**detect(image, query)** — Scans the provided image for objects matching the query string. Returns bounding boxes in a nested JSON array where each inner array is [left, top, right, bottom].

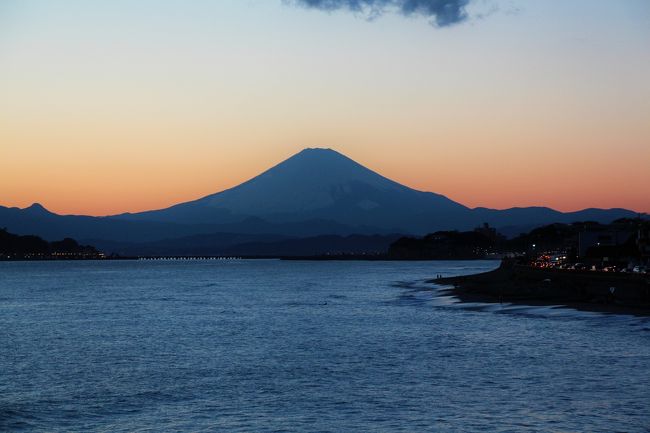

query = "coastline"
[[431, 261, 650, 317]]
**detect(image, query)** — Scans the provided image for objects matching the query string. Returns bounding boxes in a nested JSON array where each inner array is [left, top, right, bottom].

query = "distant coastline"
[[0, 228, 114, 261]]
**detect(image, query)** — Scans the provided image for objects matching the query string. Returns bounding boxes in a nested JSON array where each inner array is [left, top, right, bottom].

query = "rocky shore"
[[432, 260, 650, 316]]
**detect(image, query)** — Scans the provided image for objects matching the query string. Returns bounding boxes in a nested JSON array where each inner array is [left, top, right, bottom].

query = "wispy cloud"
[[290, 0, 472, 27]]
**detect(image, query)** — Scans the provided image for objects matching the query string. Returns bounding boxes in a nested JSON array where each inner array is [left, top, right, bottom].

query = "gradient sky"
[[1, 0, 649, 216]]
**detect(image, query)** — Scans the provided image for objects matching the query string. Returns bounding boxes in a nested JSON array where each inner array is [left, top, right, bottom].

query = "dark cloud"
[[292, 0, 471, 27]]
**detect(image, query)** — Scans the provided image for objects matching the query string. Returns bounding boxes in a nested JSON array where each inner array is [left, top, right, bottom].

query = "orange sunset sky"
[[1, 1, 649, 216]]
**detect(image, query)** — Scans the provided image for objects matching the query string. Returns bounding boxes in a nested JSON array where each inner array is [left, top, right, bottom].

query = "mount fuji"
[[115, 148, 471, 233], [0, 148, 638, 254]]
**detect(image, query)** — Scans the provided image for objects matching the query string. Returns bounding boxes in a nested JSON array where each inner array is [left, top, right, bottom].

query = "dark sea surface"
[[1, 260, 649, 432]]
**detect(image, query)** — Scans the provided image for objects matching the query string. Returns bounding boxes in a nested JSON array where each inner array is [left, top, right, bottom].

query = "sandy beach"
[[431, 261, 650, 317]]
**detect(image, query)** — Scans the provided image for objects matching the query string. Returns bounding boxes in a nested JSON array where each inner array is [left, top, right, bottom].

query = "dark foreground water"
[[1, 260, 649, 432]]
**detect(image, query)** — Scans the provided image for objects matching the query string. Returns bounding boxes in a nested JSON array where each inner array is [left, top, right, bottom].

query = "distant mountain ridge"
[[0, 148, 641, 255]]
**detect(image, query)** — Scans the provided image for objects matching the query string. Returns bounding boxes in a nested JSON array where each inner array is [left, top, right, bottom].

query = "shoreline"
[[431, 262, 650, 317]]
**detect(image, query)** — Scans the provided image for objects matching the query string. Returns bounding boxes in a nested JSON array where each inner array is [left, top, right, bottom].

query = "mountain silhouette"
[[0, 148, 640, 254], [116, 148, 470, 232]]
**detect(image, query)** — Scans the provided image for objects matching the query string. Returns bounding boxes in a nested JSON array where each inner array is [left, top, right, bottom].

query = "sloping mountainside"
[[0, 148, 640, 254], [114, 148, 471, 232]]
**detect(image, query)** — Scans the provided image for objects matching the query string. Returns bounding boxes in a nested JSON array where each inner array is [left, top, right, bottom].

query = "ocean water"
[[1, 260, 649, 433]]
